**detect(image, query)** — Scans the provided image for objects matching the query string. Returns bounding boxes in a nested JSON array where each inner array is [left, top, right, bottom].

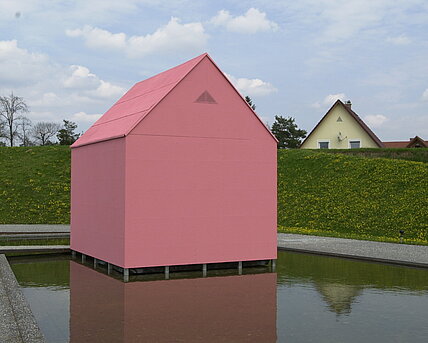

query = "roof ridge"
[[71, 52, 277, 148], [124, 53, 208, 136], [92, 108, 150, 127], [115, 81, 178, 105], [201, 54, 278, 143], [339, 100, 384, 147], [132, 53, 208, 87], [72, 53, 208, 148], [301, 99, 384, 148]]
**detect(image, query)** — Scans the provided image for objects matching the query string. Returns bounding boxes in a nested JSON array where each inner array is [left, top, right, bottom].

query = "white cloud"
[[311, 93, 346, 108], [0, 1, 201, 23], [318, 1, 384, 42], [422, 89, 428, 101], [29, 92, 62, 107], [267, 1, 424, 44], [63, 65, 100, 89], [226, 74, 277, 97], [312, 93, 346, 108], [66, 26, 127, 51], [0, 0, 40, 20], [63, 65, 125, 98], [0, 40, 52, 86], [71, 112, 102, 123], [323, 93, 346, 106], [211, 8, 278, 34], [364, 114, 388, 128], [386, 34, 411, 45], [0, 40, 126, 131], [89, 81, 125, 98], [66, 17, 208, 58]]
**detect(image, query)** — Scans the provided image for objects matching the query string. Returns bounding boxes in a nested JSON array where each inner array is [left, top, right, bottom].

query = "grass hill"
[[278, 150, 428, 244], [318, 148, 428, 163], [0, 146, 426, 244], [0, 146, 70, 224]]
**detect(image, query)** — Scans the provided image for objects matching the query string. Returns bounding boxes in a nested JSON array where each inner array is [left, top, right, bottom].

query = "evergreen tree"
[[271, 115, 307, 149], [57, 120, 80, 145], [245, 96, 256, 110]]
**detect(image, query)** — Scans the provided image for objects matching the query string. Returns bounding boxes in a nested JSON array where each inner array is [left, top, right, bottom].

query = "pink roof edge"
[[72, 53, 277, 148]]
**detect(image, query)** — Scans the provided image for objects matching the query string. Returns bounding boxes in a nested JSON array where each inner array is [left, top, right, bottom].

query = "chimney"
[[345, 100, 352, 109]]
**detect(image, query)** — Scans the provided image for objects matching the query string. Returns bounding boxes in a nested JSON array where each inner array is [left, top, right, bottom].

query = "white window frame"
[[317, 140, 330, 149], [348, 139, 361, 149]]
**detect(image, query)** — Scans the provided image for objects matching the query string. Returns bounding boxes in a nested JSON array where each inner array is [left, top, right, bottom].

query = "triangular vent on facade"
[[337, 116, 343, 122], [195, 91, 217, 104]]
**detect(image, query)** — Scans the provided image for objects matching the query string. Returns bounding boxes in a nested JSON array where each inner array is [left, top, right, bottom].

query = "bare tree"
[[32, 122, 61, 146], [17, 117, 33, 146], [0, 93, 29, 146], [0, 120, 6, 142]]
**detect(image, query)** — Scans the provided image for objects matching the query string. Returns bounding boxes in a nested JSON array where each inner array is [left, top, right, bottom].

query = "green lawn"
[[0, 146, 427, 245], [278, 150, 428, 244], [0, 238, 70, 246], [316, 147, 428, 163], [0, 146, 70, 224]]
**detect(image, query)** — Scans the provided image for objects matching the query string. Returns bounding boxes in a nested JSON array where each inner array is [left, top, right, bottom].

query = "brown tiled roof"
[[383, 136, 428, 148], [383, 141, 408, 148], [301, 100, 384, 148]]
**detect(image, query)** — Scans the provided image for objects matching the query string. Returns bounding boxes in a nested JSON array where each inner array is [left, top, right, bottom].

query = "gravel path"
[[0, 246, 70, 254], [0, 254, 45, 342], [278, 233, 428, 268], [0, 225, 69, 234]]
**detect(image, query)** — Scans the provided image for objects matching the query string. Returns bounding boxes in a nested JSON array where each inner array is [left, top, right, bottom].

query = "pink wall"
[[71, 139, 126, 266], [124, 57, 277, 268], [70, 261, 277, 342], [71, 55, 277, 269]]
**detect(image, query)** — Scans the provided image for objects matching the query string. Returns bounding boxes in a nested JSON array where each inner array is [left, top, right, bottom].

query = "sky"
[[1, 0, 428, 141]]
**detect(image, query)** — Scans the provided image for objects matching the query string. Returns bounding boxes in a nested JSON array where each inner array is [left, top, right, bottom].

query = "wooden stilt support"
[[165, 266, 170, 280], [71, 251, 76, 259], [93, 258, 97, 269], [107, 263, 112, 275], [271, 259, 276, 272], [123, 268, 129, 282], [81, 254, 86, 263], [238, 261, 243, 275], [202, 264, 207, 277]]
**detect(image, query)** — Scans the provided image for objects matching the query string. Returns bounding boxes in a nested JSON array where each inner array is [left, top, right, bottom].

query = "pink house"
[[71, 53, 277, 275]]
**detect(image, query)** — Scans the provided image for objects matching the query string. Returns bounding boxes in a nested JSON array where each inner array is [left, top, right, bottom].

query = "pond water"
[[9, 251, 428, 343]]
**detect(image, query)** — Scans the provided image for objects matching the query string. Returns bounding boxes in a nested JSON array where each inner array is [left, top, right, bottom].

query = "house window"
[[319, 141, 329, 149], [349, 140, 361, 149]]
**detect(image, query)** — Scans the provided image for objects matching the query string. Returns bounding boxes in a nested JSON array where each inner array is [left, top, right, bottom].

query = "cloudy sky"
[[1, 0, 428, 141]]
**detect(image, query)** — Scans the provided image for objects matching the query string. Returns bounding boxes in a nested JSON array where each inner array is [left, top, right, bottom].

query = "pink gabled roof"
[[72, 53, 208, 148], [72, 52, 277, 148]]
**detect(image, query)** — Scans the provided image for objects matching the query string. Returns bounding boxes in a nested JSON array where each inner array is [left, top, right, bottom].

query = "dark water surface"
[[9, 251, 428, 342]]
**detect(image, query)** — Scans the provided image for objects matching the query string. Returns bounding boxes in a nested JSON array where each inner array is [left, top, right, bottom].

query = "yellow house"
[[300, 100, 384, 149]]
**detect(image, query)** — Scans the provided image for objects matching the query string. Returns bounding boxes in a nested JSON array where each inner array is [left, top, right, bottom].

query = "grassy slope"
[[0, 146, 426, 244], [317, 148, 428, 163], [0, 146, 70, 224], [278, 150, 428, 244]]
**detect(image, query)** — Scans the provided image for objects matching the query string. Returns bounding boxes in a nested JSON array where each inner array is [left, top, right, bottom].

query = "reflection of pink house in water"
[[70, 262, 277, 342], [71, 53, 277, 272]]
